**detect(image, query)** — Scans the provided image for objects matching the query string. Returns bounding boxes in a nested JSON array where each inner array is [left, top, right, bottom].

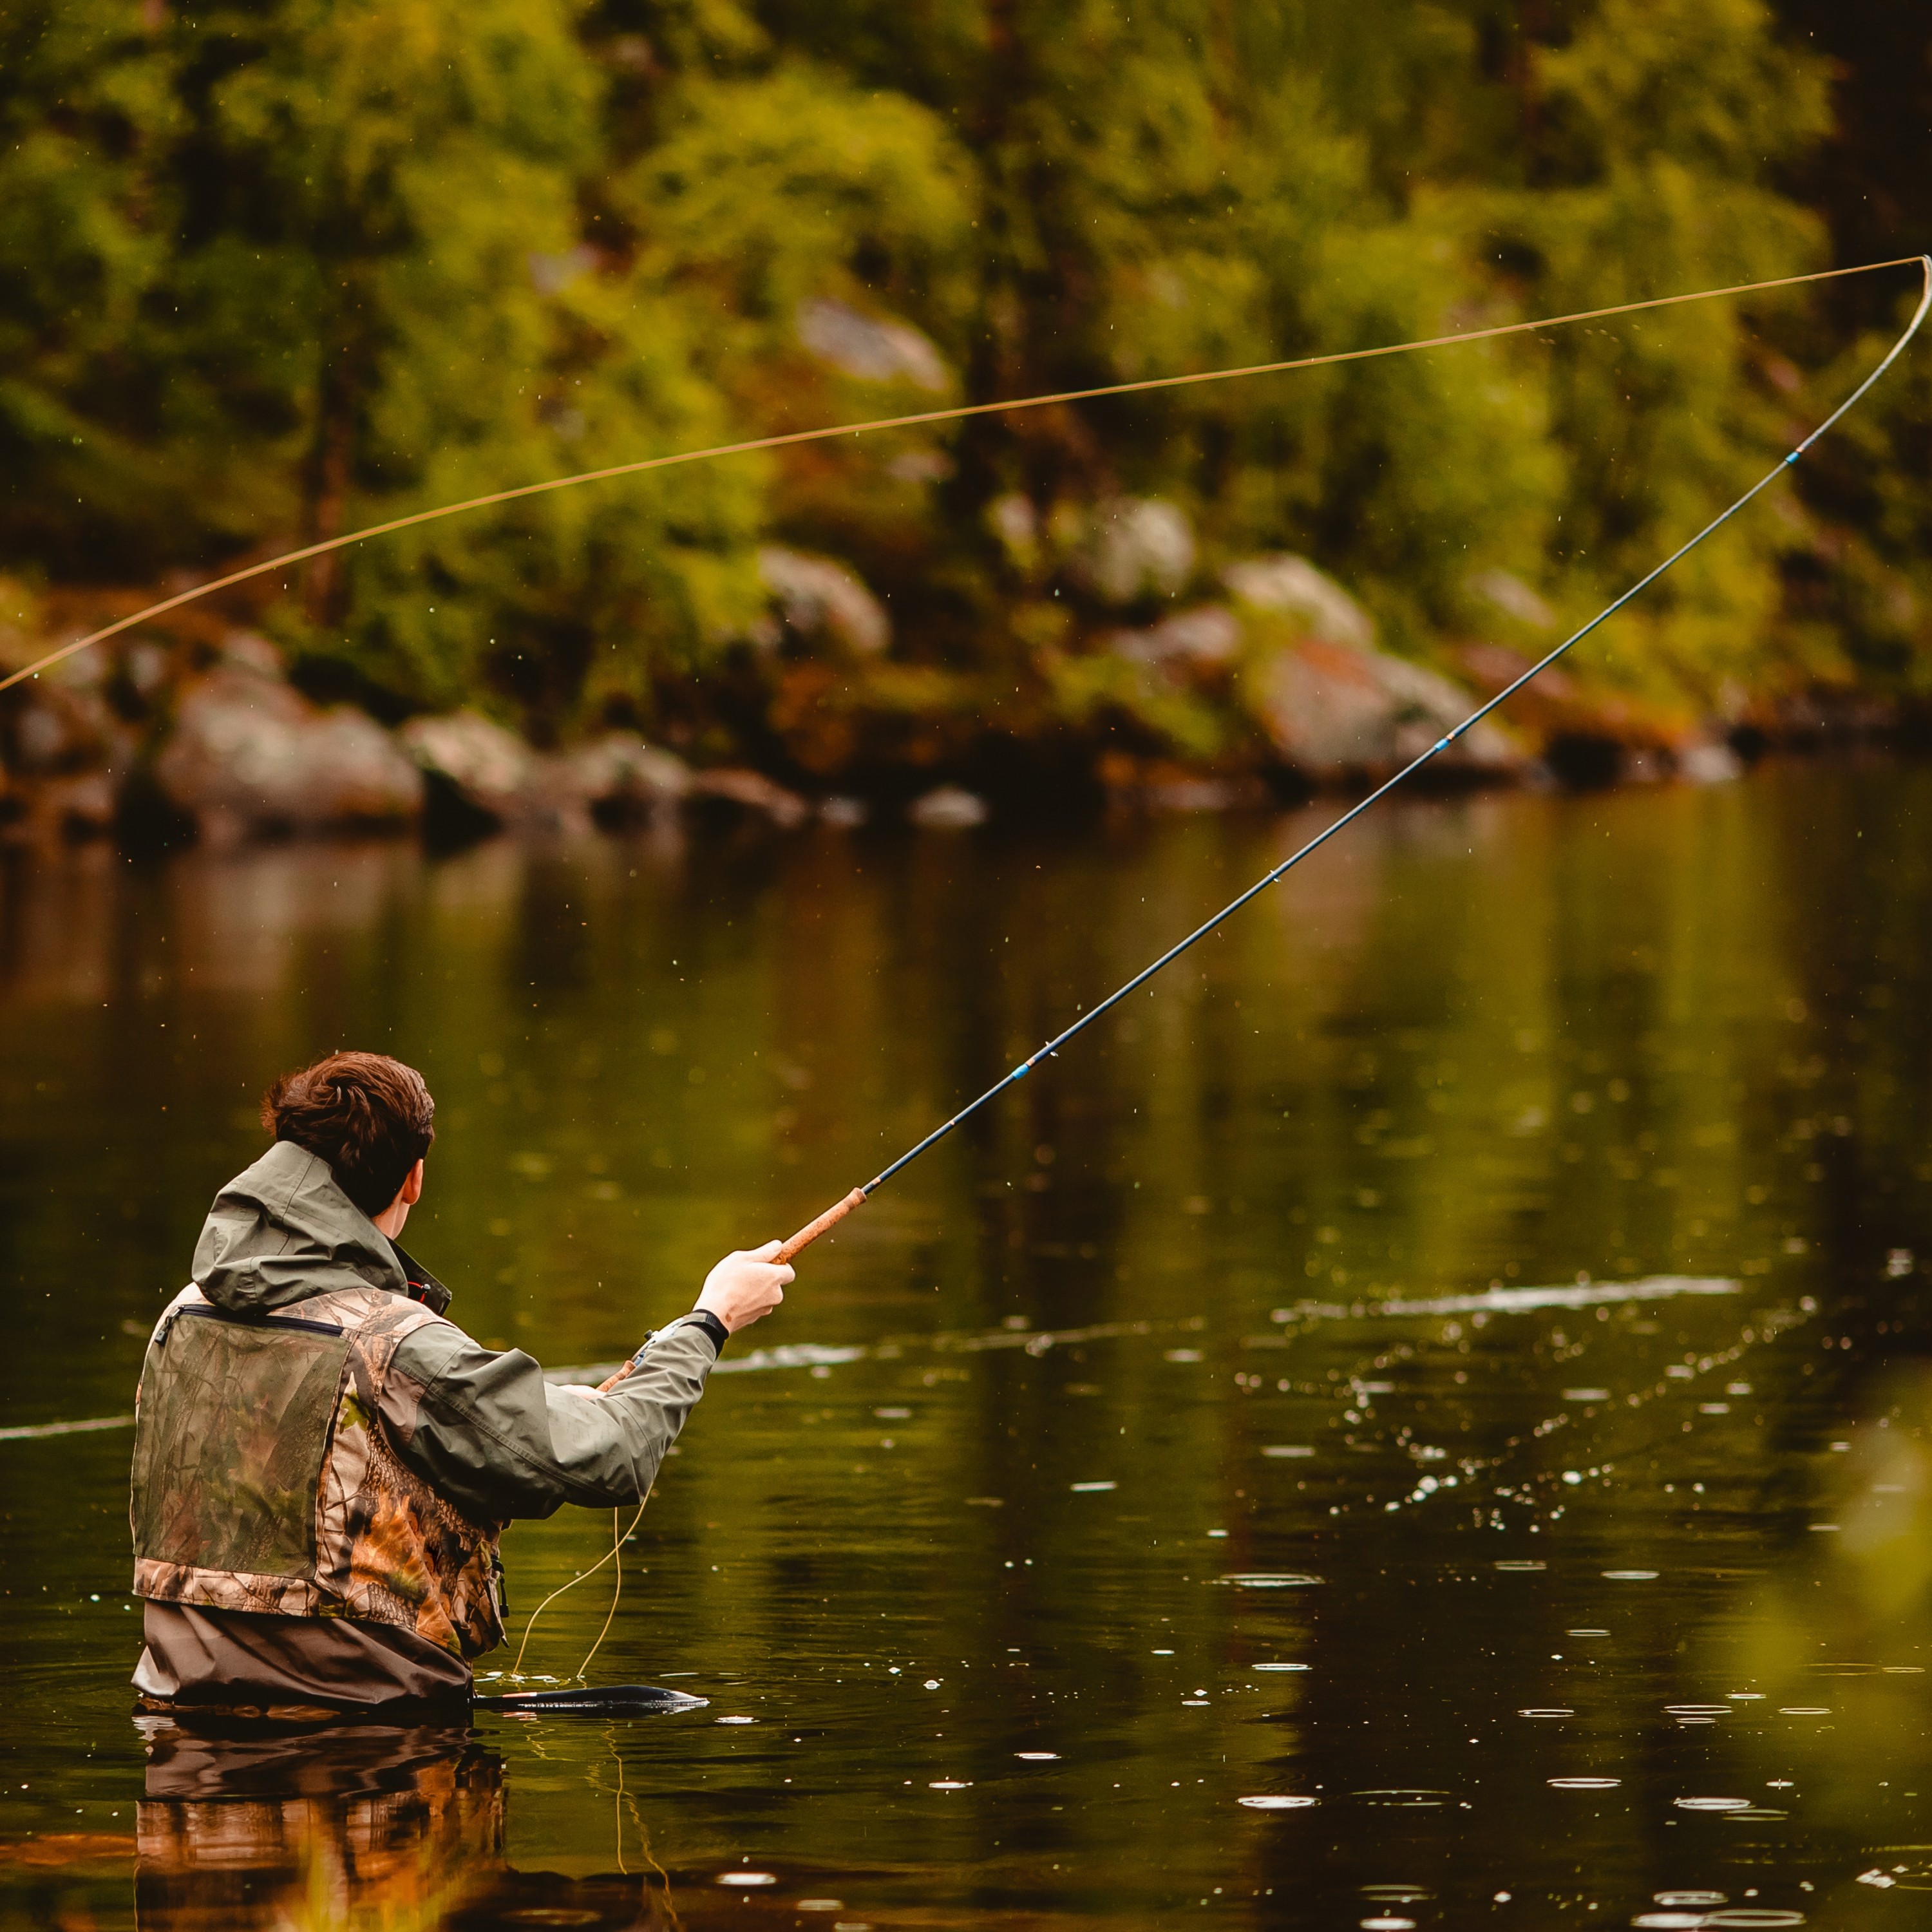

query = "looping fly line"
[[1, 255, 1924, 699]]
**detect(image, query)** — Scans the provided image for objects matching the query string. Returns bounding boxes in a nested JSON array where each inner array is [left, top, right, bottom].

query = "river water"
[[3, 759, 1930, 1929]]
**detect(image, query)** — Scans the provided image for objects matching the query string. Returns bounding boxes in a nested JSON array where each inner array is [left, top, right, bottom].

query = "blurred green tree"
[[0, 0, 181, 573]]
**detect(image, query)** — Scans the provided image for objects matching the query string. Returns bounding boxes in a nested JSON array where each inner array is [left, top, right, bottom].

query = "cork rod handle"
[[774, 1186, 868, 1264]]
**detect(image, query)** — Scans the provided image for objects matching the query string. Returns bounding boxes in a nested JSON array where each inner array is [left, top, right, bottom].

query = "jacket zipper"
[[159, 1304, 345, 1346]]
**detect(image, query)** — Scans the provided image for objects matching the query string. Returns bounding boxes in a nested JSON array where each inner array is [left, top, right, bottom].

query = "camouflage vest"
[[129, 1283, 505, 1660]]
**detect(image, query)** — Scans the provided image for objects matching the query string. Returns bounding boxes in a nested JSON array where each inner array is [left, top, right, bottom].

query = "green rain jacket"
[[131, 1140, 721, 1705]]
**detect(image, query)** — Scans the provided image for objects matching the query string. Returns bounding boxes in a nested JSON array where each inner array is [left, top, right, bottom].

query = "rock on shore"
[[401, 714, 697, 837], [158, 648, 422, 840], [1247, 637, 1522, 782]]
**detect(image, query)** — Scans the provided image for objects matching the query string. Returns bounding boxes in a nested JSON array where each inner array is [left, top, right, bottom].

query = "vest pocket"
[[132, 1315, 352, 1580]]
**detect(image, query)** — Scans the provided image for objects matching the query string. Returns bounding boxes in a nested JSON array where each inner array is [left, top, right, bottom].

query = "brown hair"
[[261, 1052, 437, 1217]]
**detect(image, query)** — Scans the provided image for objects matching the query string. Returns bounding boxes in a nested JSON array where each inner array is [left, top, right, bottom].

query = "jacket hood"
[[192, 1140, 450, 1315]]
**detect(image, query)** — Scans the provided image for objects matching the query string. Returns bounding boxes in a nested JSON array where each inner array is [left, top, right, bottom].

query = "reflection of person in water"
[[128, 1050, 791, 1710], [135, 1714, 674, 1931]]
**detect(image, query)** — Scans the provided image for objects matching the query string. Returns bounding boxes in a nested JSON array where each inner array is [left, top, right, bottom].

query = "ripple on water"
[[1219, 1573, 1324, 1589], [1548, 1777, 1620, 1790], [1237, 1795, 1317, 1810]]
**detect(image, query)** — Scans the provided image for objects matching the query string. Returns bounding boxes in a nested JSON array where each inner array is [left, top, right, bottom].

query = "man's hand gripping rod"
[[594, 1188, 868, 1392]]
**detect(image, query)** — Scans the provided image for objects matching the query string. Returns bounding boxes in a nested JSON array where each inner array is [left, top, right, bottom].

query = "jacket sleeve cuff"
[[677, 1309, 730, 1356], [618, 1310, 728, 1379]]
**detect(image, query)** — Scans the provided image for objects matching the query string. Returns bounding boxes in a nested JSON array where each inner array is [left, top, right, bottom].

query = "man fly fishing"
[[128, 1050, 791, 1710]]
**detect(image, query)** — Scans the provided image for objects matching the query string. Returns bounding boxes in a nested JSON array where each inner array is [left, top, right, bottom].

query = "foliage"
[[0, 0, 1919, 771]]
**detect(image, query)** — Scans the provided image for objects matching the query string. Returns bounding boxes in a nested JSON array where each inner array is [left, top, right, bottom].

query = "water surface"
[[4, 761, 1931, 1929]]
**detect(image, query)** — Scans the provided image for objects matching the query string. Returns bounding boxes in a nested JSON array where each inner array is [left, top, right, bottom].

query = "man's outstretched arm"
[[380, 1244, 791, 1522]]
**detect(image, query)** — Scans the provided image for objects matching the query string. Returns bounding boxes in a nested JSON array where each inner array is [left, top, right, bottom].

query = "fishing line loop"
[[509, 1492, 649, 1683]]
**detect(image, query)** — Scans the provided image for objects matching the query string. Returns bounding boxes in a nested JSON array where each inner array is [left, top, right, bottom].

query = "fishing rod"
[[591, 251, 1932, 1398], [538, 260, 1932, 1698], [482, 256, 1932, 1692]]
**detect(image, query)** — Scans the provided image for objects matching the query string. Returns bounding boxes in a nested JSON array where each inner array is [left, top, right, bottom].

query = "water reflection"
[[7, 762, 1932, 1927], [133, 1718, 683, 1932]]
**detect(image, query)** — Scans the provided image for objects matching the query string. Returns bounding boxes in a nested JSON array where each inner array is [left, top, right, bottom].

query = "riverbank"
[[1, 572, 1913, 851]]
